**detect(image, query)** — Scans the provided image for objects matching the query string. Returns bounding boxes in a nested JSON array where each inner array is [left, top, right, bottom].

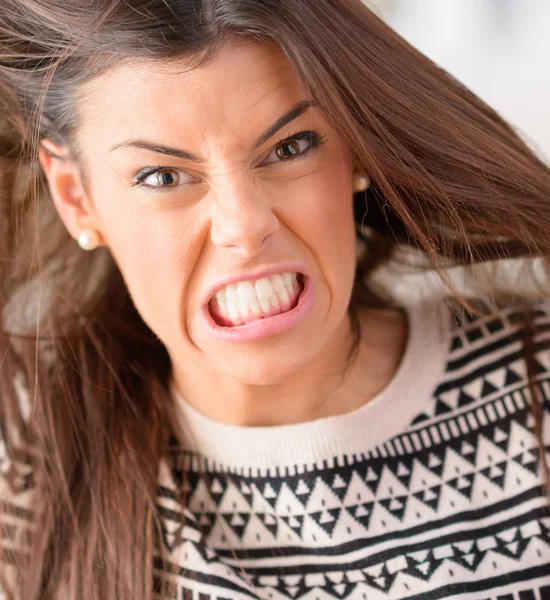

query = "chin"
[[216, 345, 316, 387]]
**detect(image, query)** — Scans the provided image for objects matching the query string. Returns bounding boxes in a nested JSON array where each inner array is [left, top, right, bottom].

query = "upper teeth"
[[213, 272, 299, 318]]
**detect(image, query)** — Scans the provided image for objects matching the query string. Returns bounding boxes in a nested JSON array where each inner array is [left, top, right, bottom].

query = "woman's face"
[[44, 38, 359, 385]]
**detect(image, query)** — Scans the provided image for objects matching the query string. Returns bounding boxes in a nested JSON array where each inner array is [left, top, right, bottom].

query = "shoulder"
[[410, 295, 550, 424], [0, 370, 38, 594], [447, 295, 550, 334], [445, 296, 550, 372]]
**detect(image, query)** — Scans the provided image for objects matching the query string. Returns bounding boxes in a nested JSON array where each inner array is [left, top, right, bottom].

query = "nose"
[[210, 179, 279, 256]]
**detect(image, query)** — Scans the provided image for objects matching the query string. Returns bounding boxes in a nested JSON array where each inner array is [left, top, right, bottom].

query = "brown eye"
[[136, 167, 192, 190], [261, 131, 324, 167], [154, 169, 179, 187], [275, 139, 302, 160]]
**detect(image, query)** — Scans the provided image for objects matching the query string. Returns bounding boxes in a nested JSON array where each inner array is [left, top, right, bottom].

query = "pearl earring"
[[352, 173, 371, 194], [77, 229, 101, 251]]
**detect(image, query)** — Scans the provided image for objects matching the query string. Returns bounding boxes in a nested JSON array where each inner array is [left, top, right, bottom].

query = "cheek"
[[287, 167, 357, 277], [93, 193, 202, 335], [275, 163, 356, 322], [317, 184, 357, 298]]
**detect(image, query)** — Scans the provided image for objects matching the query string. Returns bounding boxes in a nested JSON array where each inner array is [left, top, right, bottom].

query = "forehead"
[[75, 38, 308, 150]]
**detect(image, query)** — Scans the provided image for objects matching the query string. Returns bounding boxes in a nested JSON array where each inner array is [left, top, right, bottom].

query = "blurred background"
[[364, 0, 550, 301], [367, 0, 550, 163]]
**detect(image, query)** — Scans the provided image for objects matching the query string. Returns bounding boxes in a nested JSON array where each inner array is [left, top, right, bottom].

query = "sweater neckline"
[[170, 298, 451, 470]]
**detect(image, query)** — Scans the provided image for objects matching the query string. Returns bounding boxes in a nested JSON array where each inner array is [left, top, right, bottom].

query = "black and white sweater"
[[2, 298, 550, 599]]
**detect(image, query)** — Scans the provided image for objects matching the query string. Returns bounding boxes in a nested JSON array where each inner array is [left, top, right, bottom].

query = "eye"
[[261, 131, 325, 166], [134, 167, 194, 190]]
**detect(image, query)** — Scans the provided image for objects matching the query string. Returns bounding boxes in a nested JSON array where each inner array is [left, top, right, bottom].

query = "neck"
[[170, 306, 407, 427]]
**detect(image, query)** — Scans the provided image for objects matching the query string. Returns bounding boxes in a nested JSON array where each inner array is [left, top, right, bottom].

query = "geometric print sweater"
[[1, 297, 550, 599], [154, 297, 550, 600]]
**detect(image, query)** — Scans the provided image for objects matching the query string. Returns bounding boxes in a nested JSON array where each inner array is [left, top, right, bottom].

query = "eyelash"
[[132, 130, 327, 192]]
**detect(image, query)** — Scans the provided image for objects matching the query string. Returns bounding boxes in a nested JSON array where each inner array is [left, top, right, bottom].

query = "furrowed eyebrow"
[[108, 100, 313, 160], [252, 100, 312, 149]]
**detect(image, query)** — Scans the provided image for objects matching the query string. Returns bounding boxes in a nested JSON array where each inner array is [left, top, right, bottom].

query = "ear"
[[38, 139, 104, 245]]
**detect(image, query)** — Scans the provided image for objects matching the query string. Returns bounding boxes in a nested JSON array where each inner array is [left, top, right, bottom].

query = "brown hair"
[[1, 0, 550, 597]]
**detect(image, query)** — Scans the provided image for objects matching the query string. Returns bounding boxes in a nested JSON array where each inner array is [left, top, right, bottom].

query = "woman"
[[0, 0, 549, 598]]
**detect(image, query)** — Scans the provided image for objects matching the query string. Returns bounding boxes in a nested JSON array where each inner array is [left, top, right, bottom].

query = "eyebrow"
[[108, 100, 312, 160]]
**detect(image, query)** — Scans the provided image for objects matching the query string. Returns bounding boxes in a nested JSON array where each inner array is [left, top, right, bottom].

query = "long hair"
[[1, 0, 550, 597]]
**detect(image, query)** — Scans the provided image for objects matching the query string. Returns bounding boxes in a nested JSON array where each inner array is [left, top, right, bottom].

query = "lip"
[[201, 263, 310, 307], [201, 274, 314, 342]]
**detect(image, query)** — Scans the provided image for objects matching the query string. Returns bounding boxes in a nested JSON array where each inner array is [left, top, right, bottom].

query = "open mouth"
[[208, 272, 305, 328]]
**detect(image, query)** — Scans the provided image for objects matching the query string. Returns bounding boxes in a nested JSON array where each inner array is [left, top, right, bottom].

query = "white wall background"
[[369, 0, 550, 163], [364, 0, 550, 301]]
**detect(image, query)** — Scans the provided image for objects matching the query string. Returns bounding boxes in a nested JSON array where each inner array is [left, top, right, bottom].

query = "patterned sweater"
[[2, 298, 550, 599]]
